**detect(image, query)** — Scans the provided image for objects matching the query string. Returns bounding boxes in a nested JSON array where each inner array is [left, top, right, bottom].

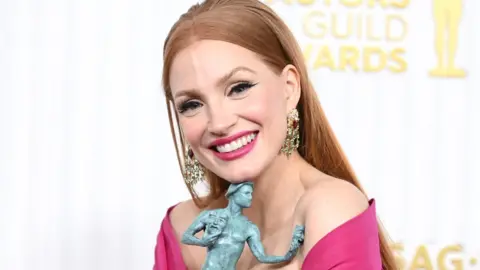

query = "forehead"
[[169, 40, 264, 93]]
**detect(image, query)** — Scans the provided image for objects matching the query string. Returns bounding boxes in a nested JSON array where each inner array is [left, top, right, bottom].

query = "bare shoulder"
[[297, 176, 369, 215], [169, 198, 203, 237], [296, 176, 370, 254]]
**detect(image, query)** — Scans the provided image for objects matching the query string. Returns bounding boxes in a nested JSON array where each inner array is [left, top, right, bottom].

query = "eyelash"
[[178, 100, 201, 114], [177, 81, 257, 114], [229, 81, 256, 96]]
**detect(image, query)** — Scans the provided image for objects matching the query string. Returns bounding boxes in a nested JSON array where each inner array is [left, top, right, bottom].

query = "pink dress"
[[153, 199, 381, 270]]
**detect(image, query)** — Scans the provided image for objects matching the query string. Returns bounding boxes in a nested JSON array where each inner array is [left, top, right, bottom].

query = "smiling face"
[[169, 40, 300, 183]]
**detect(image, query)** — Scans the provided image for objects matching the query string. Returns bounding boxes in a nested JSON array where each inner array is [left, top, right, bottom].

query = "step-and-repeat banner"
[[260, 0, 479, 269]]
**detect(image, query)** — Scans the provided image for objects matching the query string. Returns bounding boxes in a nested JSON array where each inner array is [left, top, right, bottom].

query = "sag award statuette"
[[181, 181, 305, 270]]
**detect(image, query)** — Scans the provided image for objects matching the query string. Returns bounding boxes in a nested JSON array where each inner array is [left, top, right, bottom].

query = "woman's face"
[[169, 40, 300, 183]]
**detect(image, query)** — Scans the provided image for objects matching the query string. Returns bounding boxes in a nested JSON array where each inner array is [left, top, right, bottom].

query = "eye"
[[228, 82, 257, 96], [177, 100, 202, 114]]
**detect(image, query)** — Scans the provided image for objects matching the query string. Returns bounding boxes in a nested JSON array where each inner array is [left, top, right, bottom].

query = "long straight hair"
[[161, 0, 397, 269]]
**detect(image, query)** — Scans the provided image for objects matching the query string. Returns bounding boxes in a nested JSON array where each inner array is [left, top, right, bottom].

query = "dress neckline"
[[162, 199, 377, 269]]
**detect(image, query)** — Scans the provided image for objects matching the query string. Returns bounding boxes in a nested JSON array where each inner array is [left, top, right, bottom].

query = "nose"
[[207, 105, 237, 136]]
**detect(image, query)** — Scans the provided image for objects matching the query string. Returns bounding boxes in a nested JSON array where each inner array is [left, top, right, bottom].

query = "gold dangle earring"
[[183, 145, 205, 185], [280, 108, 300, 158]]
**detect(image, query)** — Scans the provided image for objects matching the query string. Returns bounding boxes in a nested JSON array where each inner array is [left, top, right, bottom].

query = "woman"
[[181, 182, 305, 269], [153, 0, 397, 269]]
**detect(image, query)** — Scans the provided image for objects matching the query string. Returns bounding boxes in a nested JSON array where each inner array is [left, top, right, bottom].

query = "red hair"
[[162, 1, 397, 269]]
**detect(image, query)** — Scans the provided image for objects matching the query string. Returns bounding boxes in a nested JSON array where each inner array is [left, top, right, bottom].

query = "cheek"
[[241, 86, 285, 126], [247, 89, 287, 140], [179, 116, 206, 146]]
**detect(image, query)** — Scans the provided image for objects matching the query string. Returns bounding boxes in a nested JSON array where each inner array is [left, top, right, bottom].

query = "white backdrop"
[[0, 0, 479, 269]]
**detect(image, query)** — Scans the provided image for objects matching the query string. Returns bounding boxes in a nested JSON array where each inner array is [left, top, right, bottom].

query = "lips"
[[215, 133, 257, 153], [209, 131, 257, 148], [209, 131, 259, 161]]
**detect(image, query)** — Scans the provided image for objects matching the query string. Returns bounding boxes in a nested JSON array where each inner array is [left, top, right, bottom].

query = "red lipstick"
[[209, 131, 258, 161], [209, 131, 256, 147]]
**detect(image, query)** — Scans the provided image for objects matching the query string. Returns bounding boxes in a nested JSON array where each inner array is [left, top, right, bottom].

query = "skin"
[[169, 40, 369, 269]]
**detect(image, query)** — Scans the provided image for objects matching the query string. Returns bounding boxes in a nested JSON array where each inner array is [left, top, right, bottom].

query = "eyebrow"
[[173, 66, 256, 99]]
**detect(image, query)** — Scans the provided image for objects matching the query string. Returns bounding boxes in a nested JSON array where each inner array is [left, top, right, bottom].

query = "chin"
[[219, 170, 259, 183], [225, 158, 267, 181]]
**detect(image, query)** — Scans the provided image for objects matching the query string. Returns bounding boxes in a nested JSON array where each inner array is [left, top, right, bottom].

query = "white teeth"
[[216, 133, 257, 153], [241, 137, 247, 145]]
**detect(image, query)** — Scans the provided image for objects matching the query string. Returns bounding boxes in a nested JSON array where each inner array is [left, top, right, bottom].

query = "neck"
[[227, 199, 243, 217], [244, 151, 308, 230]]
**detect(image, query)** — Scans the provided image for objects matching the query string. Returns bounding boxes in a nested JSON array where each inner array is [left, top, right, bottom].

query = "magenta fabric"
[[153, 200, 381, 270], [153, 205, 187, 270], [301, 199, 381, 269]]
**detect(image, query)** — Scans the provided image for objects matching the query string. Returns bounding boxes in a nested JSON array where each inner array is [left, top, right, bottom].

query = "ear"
[[281, 64, 301, 113]]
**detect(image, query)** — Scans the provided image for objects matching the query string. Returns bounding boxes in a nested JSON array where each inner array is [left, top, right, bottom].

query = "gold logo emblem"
[[429, 0, 466, 77]]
